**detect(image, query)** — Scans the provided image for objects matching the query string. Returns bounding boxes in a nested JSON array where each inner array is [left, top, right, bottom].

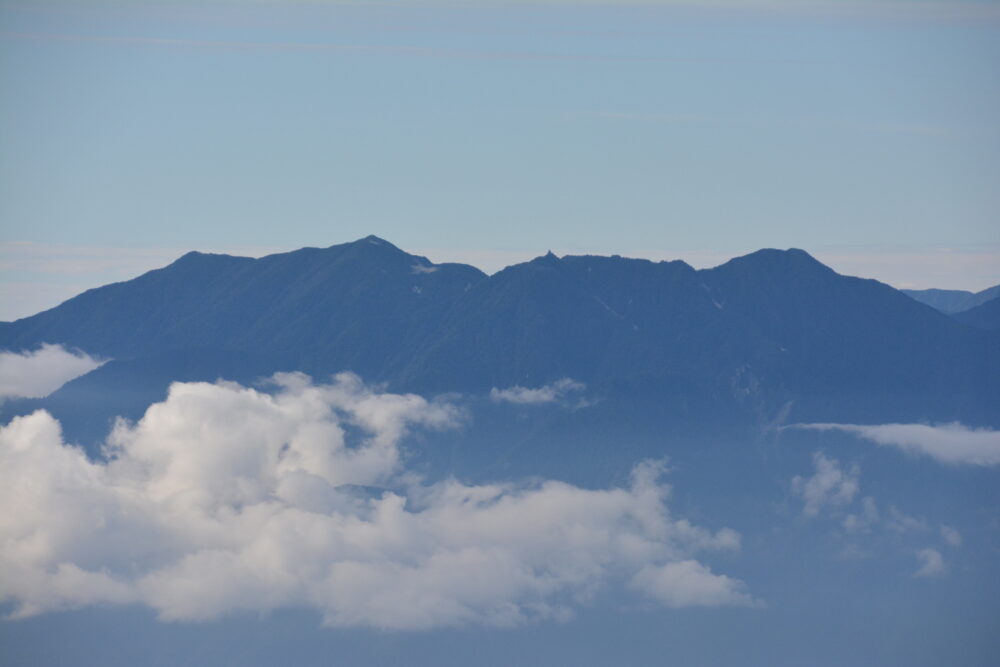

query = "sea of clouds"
[[0, 372, 755, 629]]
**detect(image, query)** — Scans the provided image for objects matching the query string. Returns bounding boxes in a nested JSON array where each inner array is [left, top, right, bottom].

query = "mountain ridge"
[[903, 284, 1000, 314], [3, 236, 997, 450]]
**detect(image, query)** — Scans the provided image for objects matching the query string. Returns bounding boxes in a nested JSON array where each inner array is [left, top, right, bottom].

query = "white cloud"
[[914, 548, 946, 578], [790, 452, 963, 573], [791, 452, 859, 517], [0, 344, 105, 400], [631, 560, 756, 608], [0, 373, 752, 628], [489, 378, 587, 406], [790, 423, 1000, 467]]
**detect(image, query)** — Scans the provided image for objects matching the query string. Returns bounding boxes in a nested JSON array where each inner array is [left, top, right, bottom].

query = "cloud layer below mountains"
[[0, 344, 105, 400], [790, 422, 1000, 467], [0, 373, 753, 628]]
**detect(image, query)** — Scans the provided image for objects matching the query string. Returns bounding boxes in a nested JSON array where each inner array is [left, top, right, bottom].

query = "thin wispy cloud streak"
[[1, 30, 807, 65], [490, 378, 588, 407], [0, 373, 755, 627], [8, 1, 997, 22], [789, 423, 1000, 467]]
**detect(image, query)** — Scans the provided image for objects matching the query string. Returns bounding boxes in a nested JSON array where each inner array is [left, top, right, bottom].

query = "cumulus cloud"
[[0, 344, 105, 400], [791, 452, 859, 517], [631, 559, 755, 608], [0, 372, 753, 627], [489, 378, 588, 407], [789, 423, 1000, 467], [914, 548, 946, 578]]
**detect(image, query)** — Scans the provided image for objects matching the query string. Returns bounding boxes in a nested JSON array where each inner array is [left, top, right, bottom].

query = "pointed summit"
[[534, 250, 561, 266], [340, 235, 403, 252]]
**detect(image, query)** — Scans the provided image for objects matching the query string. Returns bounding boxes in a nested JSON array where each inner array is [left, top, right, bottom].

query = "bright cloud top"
[[0, 373, 754, 628], [790, 423, 1000, 467], [0, 344, 105, 400], [490, 378, 587, 406]]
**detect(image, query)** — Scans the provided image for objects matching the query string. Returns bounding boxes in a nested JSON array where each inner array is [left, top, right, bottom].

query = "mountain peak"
[[341, 235, 403, 252], [714, 247, 835, 278], [167, 249, 248, 270]]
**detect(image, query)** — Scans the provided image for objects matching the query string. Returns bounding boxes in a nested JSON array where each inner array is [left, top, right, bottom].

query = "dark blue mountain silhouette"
[[1, 236, 484, 378], [2, 236, 998, 453]]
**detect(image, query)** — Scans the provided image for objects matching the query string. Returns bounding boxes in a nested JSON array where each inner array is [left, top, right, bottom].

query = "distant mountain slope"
[[394, 251, 719, 393], [2, 236, 998, 445], [902, 284, 1000, 313], [954, 295, 1000, 331], [400, 246, 998, 423], [0, 236, 486, 381]]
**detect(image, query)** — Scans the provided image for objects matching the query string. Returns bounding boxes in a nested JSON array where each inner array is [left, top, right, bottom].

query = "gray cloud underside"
[[0, 373, 755, 628]]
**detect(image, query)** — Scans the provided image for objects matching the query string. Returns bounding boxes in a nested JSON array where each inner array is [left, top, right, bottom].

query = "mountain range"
[[2, 236, 998, 455]]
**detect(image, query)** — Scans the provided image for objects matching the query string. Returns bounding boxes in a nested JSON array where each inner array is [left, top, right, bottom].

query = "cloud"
[[631, 560, 756, 608], [789, 452, 961, 575], [791, 452, 859, 517], [0, 344, 105, 400], [842, 496, 879, 533], [884, 506, 927, 534], [914, 548, 946, 578], [23, 0, 994, 22], [0, 28, 807, 65], [490, 378, 588, 406], [0, 373, 753, 627], [941, 525, 962, 548], [790, 423, 1000, 467]]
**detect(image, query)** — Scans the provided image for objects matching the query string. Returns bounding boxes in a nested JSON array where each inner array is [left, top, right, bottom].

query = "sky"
[[1, 0, 999, 320]]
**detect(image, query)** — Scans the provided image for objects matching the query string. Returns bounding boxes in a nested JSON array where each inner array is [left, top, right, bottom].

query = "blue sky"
[[2, 0, 999, 319]]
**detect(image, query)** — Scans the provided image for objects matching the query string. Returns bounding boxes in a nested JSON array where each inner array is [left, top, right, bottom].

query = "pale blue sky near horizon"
[[2, 0, 999, 320]]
